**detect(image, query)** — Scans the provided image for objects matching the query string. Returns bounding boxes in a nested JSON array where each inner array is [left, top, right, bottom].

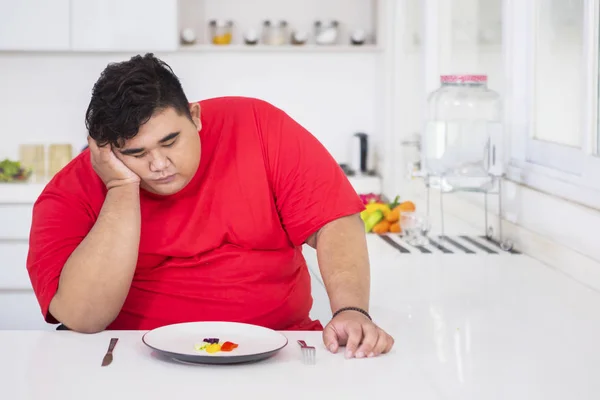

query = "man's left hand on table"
[[322, 310, 394, 359]]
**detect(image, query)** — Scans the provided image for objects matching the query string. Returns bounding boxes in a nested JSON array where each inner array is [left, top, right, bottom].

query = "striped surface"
[[377, 234, 520, 255]]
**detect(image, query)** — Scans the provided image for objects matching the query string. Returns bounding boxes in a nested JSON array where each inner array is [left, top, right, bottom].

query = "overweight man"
[[26, 53, 394, 359]]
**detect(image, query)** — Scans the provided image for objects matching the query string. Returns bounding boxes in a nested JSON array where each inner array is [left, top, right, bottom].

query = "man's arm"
[[306, 213, 394, 359], [256, 99, 393, 358], [48, 184, 141, 333], [305, 213, 370, 313]]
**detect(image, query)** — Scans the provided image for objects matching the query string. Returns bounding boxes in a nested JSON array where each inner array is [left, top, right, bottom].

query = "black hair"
[[85, 53, 192, 148]]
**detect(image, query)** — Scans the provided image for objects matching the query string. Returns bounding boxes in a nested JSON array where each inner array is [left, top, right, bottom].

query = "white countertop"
[[3, 194, 600, 398], [0, 182, 47, 204], [3, 233, 600, 399], [0, 175, 381, 204]]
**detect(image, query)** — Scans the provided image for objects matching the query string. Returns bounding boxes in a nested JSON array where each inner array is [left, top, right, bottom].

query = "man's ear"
[[189, 102, 202, 130]]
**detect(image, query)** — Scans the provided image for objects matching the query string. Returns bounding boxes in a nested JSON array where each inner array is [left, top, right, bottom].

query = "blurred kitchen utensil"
[[101, 338, 119, 367], [297, 340, 315, 365]]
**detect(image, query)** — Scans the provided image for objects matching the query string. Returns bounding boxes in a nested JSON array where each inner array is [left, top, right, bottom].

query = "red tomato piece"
[[220, 341, 239, 352]]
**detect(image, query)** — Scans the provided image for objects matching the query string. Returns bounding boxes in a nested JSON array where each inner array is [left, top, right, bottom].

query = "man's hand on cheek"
[[322, 310, 394, 359], [88, 136, 141, 190]]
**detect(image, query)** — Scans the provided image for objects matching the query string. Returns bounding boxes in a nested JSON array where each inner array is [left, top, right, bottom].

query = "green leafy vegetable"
[[0, 159, 31, 182]]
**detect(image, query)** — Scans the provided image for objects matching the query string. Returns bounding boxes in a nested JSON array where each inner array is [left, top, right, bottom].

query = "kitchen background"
[[1, 0, 600, 329]]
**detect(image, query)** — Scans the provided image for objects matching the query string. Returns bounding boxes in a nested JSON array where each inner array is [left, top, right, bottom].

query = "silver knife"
[[101, 338, 119, 367]]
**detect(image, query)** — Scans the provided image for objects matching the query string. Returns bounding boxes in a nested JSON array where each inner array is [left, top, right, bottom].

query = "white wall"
[[0, 52, 382, 169]]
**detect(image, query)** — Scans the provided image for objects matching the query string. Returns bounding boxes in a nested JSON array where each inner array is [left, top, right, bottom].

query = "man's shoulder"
[[37, 149, 104, 206], [198, 96, 280, 115]]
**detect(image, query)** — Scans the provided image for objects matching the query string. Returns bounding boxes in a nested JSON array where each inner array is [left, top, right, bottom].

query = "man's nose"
[[149, 151, 170, 172]]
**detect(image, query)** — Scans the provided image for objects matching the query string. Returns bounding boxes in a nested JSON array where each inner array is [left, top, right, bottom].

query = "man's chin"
[[141, 179, 187, 196]]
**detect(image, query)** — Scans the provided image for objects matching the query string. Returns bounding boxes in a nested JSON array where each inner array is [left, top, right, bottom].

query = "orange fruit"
[[389, 222, 401, 233], [399, 201, 416, 212], [372, 220, 391, 234]]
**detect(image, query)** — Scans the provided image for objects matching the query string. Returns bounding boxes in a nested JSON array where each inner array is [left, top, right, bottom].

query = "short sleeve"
[[27, 189, 95, 323], [256, 100, 365, 246]]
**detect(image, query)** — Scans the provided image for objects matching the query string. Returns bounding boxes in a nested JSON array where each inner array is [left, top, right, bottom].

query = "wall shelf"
[[177, 44, 383, 53], [178, 0, 381, 49]]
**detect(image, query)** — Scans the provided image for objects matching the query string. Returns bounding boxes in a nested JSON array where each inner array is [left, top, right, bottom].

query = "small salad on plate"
[[194, 337, 239, 354]]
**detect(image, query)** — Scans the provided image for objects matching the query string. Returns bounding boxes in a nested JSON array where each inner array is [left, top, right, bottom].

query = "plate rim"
[[141, 321, 289, 362]]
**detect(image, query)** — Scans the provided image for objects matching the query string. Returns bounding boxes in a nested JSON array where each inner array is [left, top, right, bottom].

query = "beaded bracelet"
[[332, 306, 372, 321]]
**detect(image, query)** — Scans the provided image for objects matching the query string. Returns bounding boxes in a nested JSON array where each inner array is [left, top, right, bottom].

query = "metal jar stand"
[[423, 174, 515, 252]]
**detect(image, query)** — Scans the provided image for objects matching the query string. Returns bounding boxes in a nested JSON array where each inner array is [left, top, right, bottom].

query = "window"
[[506, 0, 600, 210]]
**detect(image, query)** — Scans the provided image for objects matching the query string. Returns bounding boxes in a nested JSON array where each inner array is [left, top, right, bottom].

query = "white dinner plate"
[[142, 321, 288, 364]]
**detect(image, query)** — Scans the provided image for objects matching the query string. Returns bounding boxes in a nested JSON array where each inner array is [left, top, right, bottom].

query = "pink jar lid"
[[441, 74, 487, 83]]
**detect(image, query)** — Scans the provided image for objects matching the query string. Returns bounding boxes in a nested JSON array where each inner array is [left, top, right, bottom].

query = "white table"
[[3, 234, 600, 399], [1, 330, 438, 400]]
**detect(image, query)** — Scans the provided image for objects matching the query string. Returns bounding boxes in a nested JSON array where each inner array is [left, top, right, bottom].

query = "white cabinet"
[[0, 243, 30, 290], [0, 0, 70, 51], [0, 291, 56, 330], [70, 0, 178, 51], [0, 205, 33, 240]]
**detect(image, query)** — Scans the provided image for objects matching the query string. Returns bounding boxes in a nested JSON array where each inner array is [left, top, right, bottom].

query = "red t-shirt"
[[26, 96, 365, 331]]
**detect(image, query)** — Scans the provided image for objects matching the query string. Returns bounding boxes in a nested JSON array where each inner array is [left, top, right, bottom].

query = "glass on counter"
[[209, 20, 233, 45], [400, 212, 431, 246]]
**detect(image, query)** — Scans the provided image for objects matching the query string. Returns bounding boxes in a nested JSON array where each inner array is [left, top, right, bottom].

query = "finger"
[[344, 323, 363, 359], [368, 330, 391, 358], [322, 325, 340, 354], [109, 144, 124, 162], [354, 323, 379, 358], [87, 136, 109, 158], [383, 333, 395, 354], [95, 141, 113, 162]]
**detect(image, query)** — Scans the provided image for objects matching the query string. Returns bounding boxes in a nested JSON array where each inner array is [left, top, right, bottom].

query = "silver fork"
[[297, 340, 316, 365]]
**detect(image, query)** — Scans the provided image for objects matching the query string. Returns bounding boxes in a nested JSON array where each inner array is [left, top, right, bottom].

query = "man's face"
[[115, 103, 201, 196]]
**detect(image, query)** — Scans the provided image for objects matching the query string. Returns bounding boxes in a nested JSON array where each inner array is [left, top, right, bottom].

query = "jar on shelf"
[[262, 20, 288, 45], [314, 20, 339, 45], [421, 74, 504, 192], [180, 28, 197, 45], [350, 29, 367, 46], [243, 29, 259, 45], [291, 30, 308, 46], [209, 19, 233, 45]]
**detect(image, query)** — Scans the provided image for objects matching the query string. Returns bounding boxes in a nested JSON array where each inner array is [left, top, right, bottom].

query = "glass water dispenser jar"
[[421, 74, 504, 192]]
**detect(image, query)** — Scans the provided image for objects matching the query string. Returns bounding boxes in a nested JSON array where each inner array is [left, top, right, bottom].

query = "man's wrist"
[[332, 306, 372, 321], [107, 180, 140, 191]]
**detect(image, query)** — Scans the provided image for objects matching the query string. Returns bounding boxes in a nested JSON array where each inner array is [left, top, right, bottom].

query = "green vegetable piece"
[[0, 159, 24, 182], [364, 209, 384, 232], [388, 195, 401, 209]]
